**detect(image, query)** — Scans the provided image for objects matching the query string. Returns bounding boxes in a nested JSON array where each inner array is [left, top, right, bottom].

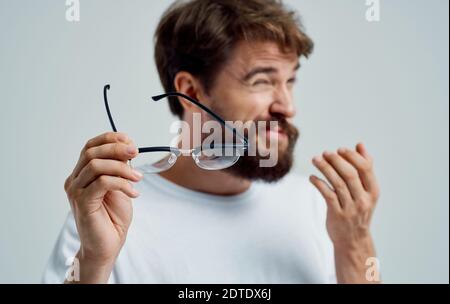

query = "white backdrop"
[[0, 0, 448, 283]]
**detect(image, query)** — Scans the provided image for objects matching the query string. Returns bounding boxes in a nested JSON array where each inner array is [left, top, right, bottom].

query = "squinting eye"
[[287, 78, 297, 84], [252, 79, 271, 86]]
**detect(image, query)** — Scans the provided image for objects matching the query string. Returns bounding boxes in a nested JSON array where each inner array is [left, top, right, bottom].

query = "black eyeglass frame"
[[103, 84, 249, 163]]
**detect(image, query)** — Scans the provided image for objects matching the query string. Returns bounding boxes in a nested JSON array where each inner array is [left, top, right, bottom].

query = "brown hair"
[[154, 0, 314, 119]]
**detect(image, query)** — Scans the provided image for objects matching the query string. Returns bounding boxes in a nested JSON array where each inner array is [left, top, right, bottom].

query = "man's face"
[[204, 41, 300, 182]]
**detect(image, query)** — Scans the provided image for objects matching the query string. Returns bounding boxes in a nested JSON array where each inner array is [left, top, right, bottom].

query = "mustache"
[[281, 118, 299, 142], [253, 116, 300, 142]]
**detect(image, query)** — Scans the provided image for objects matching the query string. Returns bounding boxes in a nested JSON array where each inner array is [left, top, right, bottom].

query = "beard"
[[225, 116, 299, 183]]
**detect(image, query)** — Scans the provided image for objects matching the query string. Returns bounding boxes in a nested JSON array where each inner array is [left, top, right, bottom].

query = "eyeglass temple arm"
[[152, 92, 248, 146], [104, 86, 248, 147], [103, 85, 118, 132]]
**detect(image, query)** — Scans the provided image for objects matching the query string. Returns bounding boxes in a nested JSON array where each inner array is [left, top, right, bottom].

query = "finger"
[[82, 132, 130, 152], [312, 155, 352, 209], [72, 159, 143, 189], [355, 143, 379, 200], [323, 151, 366, 201], [73, 142, 139, 178], [337, 146, 378, 194], [83, 175, 139, 200], [356, 142, 372, 162], [309, 175, 341, 212], [71, 132, 131, 178]]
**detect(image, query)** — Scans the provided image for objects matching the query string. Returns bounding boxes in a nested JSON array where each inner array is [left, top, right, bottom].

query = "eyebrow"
[[242, 62, 301, 82]]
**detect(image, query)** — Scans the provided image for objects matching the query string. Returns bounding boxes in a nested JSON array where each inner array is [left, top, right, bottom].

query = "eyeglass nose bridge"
[[191, 145, 243, 167], [163, 148, 183, 167]]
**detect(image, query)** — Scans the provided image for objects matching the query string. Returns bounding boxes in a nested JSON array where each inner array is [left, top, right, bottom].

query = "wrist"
[[333, 230, 373, 252], [65, 250, 116, 284], [333, 234, 379, 284]]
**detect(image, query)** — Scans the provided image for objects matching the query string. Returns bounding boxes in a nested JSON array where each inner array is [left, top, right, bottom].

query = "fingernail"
[[313, 156, 322, 163], [323, 151, 331, 157], [338, 148, 347, 154], [127, 145, 137, 155], [132, 169, 143, 179], [132, 189, 140, 197]]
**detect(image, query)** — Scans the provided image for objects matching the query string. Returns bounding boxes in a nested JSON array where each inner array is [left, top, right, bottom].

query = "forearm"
[[333, 235, 380, 284]]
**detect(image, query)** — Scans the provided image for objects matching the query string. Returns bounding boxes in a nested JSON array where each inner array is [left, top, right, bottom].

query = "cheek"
[[212, 86, 273, 122], [235, 92, 274, 122], [247, 94, 273, 121]]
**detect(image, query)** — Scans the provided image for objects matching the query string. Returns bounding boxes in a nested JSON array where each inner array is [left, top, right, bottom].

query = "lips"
[[264, 122, 278, 131], [265, 124, 286, 135], [263, 126, 287, 141]]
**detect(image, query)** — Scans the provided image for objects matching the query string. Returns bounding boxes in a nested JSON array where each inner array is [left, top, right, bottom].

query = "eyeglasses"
[[103, 84, 249, 174]]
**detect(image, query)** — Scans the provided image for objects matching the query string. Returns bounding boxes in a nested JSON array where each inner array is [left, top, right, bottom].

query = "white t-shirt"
[[42, 173, 336, 284]]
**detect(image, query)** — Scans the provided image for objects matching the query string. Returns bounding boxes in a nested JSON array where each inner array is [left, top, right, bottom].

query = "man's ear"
[[173, 71, 206, 115]]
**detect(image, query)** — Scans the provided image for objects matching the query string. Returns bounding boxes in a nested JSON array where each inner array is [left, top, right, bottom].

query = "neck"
[[158, 155, 252, 196]]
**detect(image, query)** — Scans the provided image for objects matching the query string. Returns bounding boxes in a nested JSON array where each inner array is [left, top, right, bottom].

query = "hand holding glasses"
[[103, 85, 249, 175]]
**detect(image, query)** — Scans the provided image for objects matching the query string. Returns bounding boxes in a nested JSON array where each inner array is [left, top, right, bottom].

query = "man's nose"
[[269, 86, 296, 118]]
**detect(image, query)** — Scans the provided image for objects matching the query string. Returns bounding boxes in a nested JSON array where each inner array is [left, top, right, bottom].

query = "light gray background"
[[0, 0, 448, 283]]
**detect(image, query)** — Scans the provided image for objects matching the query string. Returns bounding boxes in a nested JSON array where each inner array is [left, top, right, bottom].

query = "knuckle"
[[80, 147, 87, 157], [80, 145, 89, 158], [104, 132, 116, 142], [356, 198, 371, 212], [324, 192, 337, 202], [117, 132, 128, 141], [334, 180, 346, 192], [97, 175, 109, 188], [113, 143, 123, 158], [108, 132, 127, 143], [85, 138, 95, 149], [64, 176, 72, 192], [360, 205, 371, 214], [343, 170, 358, 181], [104, 131, 117, 140], [83, 137, 95, 151], [87, 159, 101, 173], [84, 148, 95, 161]]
